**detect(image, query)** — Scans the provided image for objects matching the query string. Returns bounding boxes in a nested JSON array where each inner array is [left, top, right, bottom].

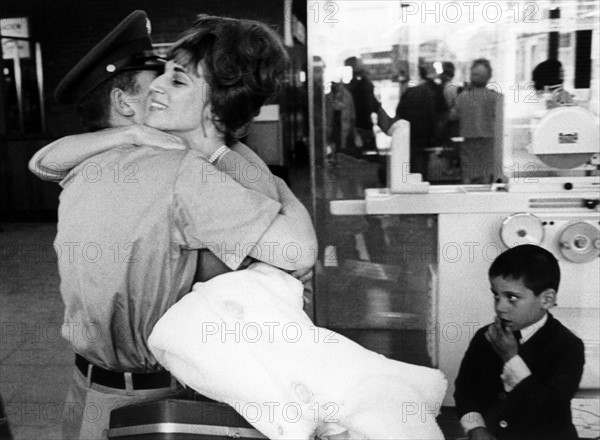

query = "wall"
[[1, 0, 286, 136], [0, 138, 61, 221]]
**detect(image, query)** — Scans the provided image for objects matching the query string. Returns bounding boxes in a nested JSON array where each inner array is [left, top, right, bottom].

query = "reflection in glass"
[[310, 0, 599, 184], [308, 0, 599, 369]]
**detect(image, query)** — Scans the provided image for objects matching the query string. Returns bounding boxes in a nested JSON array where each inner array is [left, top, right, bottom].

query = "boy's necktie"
[[513, 330, 522, 347]]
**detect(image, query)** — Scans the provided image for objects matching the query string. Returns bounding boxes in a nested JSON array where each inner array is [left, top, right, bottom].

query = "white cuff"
[[501, 354, 531, 392], [460, 411, 486, 433]]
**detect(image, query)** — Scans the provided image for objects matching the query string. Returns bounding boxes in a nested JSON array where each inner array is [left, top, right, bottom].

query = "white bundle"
[[149, 263, 446, 440]]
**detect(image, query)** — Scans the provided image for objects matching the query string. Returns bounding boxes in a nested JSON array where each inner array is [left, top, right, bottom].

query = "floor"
[[1, 223, 71, 439]]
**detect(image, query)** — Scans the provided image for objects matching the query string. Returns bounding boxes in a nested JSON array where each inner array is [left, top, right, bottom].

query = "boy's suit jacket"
[[454, 313, 584, 440]]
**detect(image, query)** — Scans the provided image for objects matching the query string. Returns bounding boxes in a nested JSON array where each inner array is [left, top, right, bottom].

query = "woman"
[[145, 16, 446, 440], [143, 15, 312, 280], [532, 59, 573, 108]]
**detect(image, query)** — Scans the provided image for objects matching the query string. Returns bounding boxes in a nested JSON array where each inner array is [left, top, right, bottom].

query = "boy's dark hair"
[[489, 244, 560, 295], [170, 14, 288, 145], [77, 70, 141, 131]]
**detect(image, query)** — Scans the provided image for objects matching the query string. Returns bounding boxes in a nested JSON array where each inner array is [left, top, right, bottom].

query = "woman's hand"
[[291, 266, 314, 284], [126, 125, 187, 150]]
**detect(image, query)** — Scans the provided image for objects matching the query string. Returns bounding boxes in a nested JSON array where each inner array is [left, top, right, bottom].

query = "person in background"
[[454, 244, 584, 440], [532, 59, 573, 108], [343, 56, 380, 156], [439, 61, 460, 111], [395, 63, 447, 180], [437, 61, 462, 180], [437, 61, 461, 144], [451, 58, 502, 184], [325, 80, 355, 165]]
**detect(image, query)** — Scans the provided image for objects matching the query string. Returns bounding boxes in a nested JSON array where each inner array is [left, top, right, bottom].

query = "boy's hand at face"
[[485, 317, 519, 363], [468, 426, 496, 440]]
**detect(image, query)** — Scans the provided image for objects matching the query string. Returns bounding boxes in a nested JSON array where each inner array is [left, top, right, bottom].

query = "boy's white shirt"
[[460, 313, 548, 434]]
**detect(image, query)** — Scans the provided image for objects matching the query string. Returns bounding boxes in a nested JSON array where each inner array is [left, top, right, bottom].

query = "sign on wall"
[[1, 17, 31, 59]]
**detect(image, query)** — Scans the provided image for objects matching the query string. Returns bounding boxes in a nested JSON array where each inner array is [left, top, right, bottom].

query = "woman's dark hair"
[[489, 244, 561, 295], [169, 15, 288, 144], [532, 59, 563, 91]]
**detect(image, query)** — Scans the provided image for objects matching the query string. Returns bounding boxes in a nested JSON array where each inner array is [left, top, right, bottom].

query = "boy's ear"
[[540, 288, 557, 309], [110, 88, 136, 118]]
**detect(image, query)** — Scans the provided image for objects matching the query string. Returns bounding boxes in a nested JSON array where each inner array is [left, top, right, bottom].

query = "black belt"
[[75, 354, 172, 390]]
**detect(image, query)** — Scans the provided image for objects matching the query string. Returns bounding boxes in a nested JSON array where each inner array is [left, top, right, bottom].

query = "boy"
[[454, 244, 584, 440]]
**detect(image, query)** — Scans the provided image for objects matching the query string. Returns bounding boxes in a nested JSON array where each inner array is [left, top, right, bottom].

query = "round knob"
[[558, 222, 600, 263], [501, 213, 544, 247], [573, 235, 589, 250]]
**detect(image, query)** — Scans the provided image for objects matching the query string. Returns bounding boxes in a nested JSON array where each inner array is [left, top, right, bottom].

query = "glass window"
[[307, 0, 599, 366]]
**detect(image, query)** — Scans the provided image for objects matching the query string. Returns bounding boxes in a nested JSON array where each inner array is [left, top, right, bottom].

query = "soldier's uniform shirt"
[[55, 145, 280, 372]]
